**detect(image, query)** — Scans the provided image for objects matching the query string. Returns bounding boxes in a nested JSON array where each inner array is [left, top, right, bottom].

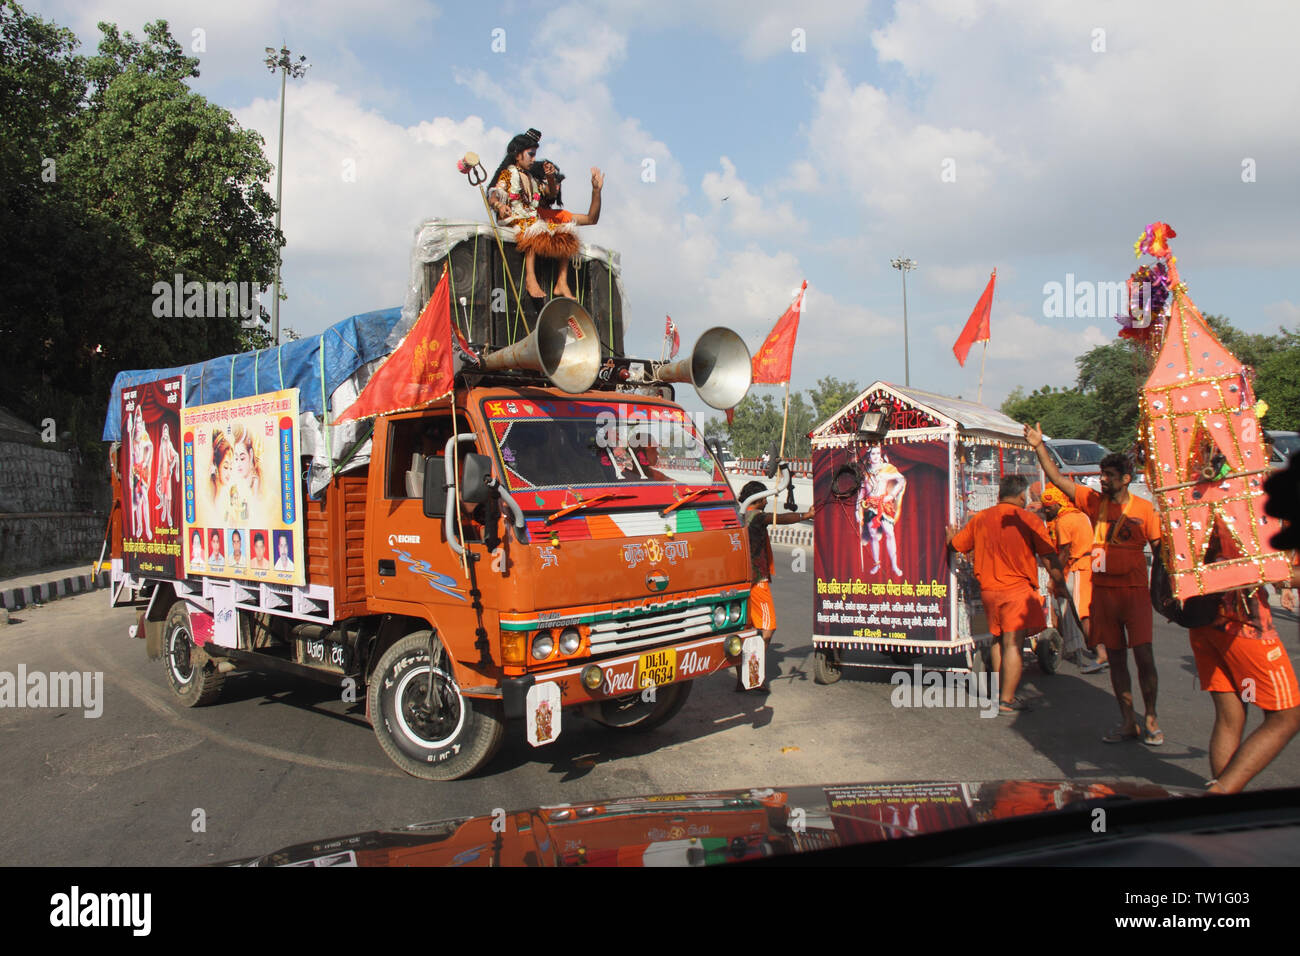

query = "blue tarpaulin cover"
[[102, 308, 402, 441]]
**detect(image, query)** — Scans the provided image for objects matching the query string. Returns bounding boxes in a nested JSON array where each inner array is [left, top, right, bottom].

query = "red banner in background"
[[813, 441, 951, 644], [121, 375, 185, 578]]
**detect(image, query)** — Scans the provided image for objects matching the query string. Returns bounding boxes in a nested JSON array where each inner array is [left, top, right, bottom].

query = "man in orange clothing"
[[738, 480, 815, 692], [1188, 528, 1300, 792], [1026, 423, 1164, 745], [948, 474, 1068, 714], [1032, 481, 1104, 672]]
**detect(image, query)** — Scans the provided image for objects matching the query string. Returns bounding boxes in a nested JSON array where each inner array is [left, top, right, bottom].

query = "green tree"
[[726, 391, 784, 458], [1255, 343, 1300, 432], [808, 375, 861, 425], [0, 6, 279, 460], [1001, 385, 1098, 440]]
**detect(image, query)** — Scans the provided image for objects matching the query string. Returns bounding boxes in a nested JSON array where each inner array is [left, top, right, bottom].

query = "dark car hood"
[[222, 779, 1196, 867]]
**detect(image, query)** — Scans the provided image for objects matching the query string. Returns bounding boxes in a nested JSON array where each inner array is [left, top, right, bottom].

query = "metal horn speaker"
[[656, 326, 752, 410], [482, 299, 602, 393]]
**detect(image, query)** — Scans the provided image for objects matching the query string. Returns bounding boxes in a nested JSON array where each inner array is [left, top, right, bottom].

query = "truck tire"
[[162, 600, 225, 707], [812, 647, 842, 684], [367, 631, 504, 781], [595, 680, 692, 733]]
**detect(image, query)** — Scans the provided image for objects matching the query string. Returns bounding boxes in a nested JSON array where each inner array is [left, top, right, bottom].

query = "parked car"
[[1266, 430, 1300, 471]]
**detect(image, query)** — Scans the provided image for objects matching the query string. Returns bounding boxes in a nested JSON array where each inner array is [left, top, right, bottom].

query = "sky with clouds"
[[33, 0, 1300, 421]]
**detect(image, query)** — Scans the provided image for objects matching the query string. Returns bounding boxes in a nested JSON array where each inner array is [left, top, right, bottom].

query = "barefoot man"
[[1026, 423, 1164, 745], [1189, 525, 1300, 792], [532, 159, 603, 299]]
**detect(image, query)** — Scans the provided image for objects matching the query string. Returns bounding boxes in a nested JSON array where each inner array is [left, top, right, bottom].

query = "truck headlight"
[[559, 627, 581, 655], [582, 665, 603, 690], [532, 631, 555, 660], [725, 635, 743, 657], [712, 605, 728, 629], [728, 602, 742, 624]]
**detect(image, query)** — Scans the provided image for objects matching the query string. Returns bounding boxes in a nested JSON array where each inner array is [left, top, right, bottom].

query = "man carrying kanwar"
[[1180, 523, 1300, 792], [1031, 480, 1105, 673], [1025, 422, 1165, 745], [947, 474, 1068, 715]]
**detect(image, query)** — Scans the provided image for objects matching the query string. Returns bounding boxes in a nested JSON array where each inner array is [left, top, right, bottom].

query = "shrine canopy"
[[811, 382, 1026, 449], [1140, 275, 1290, 599]]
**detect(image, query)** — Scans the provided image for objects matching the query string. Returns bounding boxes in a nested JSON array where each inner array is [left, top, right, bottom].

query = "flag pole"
[[978, 339, 987, 405], [779, 379, 791, 458]]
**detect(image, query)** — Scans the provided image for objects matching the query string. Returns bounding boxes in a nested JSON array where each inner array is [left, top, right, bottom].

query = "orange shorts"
[[749, 580, 776, 632], [1090, 585, 1152, 650], [1067, 568, 1092, 620], [1189, 627, 1300, 711], [981, 587, 1046, 637]]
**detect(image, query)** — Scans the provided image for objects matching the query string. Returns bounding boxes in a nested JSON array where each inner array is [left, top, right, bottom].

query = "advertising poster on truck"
[[120, 375, 185, 578], [180, 389, 305, 586], [812, 440, 951, 646]]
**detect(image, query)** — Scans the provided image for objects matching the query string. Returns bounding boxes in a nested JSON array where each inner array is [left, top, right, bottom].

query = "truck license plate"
[[638, 648, 676, 688]]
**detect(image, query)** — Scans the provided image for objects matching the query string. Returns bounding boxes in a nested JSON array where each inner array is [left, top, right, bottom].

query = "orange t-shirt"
[[1053, 510, 1094, 573], [1072, 486, 1161, 588], [951, 502, 1056, 593], [538, 207, 574, 224]]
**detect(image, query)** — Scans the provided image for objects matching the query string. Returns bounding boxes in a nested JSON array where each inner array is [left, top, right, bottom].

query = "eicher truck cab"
[[106, 250, 770, 779]]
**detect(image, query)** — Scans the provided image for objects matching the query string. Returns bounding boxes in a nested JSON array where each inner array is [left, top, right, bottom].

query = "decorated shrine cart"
[[807, 382, 1054, 681]]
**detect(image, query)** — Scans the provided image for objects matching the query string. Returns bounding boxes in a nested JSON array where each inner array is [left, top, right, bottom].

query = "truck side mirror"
[[422, 458, 447, 518], [461, 452, 494, 504]]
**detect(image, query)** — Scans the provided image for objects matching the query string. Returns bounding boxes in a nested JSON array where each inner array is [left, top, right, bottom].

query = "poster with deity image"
[[180, 390, 304, 586], [120, 375, 185, 578]]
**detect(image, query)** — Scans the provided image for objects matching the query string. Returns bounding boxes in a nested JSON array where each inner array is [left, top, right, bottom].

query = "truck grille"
[[588, 606, 719, 654]]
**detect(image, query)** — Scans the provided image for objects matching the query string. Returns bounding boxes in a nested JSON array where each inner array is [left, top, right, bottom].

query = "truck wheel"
[[813, 647, 842, 684], [367, 631, 504, 781], [162, 601, 225, 707], [595, 680, 692, 733]]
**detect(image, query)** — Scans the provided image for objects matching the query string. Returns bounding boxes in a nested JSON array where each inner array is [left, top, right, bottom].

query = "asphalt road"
[[2, 551, 1298, 865]]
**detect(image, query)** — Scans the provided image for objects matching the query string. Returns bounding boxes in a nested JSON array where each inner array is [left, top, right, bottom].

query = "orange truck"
[[107, 295, 768, 780]]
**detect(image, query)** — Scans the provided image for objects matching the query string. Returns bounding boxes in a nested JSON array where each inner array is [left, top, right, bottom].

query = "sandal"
[[1143, 727, 1165, 746], [1102, 726, 1142, 743], [999, 697, 1030, 714]]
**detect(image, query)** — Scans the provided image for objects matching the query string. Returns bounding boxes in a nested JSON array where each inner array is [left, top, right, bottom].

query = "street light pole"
[[264, 45, 309, 346], [891, 256, 917, 386]]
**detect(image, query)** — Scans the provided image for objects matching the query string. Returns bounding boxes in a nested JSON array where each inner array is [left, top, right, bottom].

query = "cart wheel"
[[1035, 630, 1063, 676], [813, 647, 842, 685]]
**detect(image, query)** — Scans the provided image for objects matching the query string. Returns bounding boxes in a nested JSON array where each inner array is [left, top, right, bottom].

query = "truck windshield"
[[484, 399, 723, 494]]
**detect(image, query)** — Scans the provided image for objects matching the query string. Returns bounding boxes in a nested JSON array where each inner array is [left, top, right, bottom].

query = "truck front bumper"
[[504, 629, 763, 745]]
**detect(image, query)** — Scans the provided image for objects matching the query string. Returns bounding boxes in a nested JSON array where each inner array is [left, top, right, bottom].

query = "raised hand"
[[1024, 421, 1044, 448], [591, 167, 604, 190]]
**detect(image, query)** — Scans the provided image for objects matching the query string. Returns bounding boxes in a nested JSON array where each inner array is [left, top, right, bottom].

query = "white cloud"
[[1261, 300, 1300, 330], [700, 157, 805, 237]]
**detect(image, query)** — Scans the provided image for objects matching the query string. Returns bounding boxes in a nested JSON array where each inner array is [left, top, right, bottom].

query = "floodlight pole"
[[265, 45, 310, 346], [891, 256, 917, 386]]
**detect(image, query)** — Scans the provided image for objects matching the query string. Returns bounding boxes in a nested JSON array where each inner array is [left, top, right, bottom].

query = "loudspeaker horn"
[[656, 326, 752, 410], [482, 299, 602, 393]]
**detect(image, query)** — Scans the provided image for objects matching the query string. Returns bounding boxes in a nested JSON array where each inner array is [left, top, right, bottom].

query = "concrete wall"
[[0, 439, 107, 576]]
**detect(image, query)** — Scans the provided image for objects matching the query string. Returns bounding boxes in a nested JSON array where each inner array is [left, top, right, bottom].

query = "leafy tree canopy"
[[0, 1, 280, 460]]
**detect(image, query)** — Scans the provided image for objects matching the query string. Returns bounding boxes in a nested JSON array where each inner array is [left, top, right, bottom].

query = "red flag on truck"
[[335, 272, 455, 422], [664, 315, 680, 359], [953, 269, 995, 367], [752, 281, 805, 385]]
